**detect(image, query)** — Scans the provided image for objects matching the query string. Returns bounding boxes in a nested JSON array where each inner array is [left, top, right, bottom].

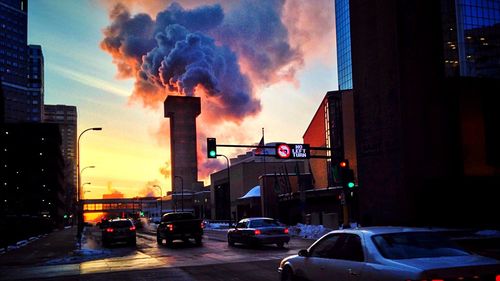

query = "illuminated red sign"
[[275, 143, 310, 159]]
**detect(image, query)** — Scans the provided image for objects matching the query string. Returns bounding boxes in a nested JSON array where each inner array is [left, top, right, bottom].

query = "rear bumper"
[[249, 235, 290, 245], [159, 231, 203, 240]]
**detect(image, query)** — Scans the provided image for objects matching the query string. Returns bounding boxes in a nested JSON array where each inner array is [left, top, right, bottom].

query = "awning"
[[238, 185, 260, 199]]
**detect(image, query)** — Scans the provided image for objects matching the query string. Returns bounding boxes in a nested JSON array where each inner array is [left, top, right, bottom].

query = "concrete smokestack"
[[164, 95, 201, 193]]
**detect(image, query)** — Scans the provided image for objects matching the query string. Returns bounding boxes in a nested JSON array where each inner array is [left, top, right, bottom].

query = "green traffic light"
[[348, 182, 355, 188], [209, 150, 216, 157]]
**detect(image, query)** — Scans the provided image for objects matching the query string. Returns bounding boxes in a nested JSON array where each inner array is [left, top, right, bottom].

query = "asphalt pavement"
[[0, 226, 78, 266]]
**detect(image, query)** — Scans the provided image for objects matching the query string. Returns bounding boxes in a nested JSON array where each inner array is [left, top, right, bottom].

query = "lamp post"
[[83, 183, 91, 199], [77, 127, 102, 245], [217, 154, 230, 220], [153, 184, 162, 218], [174, 176, 184, 212]]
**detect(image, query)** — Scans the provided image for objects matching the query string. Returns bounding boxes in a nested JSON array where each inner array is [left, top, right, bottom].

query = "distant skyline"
[[28, 0, 337, 198]]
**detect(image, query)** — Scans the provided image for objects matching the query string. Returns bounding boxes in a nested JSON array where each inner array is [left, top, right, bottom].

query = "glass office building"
[[442, 0, 500, 78], [27, 45, 44, 122], [0, 0, 29, 122], [335, 0, 353, 90]]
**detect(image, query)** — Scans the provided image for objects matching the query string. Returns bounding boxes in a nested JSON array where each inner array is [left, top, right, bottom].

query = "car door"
[[301, 233, 348, 281], [333, 234, 366, 281], [230, 221, 248, 242]]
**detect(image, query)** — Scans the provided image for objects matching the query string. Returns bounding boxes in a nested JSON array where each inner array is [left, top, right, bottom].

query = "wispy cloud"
[[49, 63, 131, 97]]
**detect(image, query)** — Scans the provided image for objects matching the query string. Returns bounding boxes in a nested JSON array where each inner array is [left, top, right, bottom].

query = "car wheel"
[[156, 233, 163, 245], [130, 238, 137, 246], [227, 237, 235, 246], [281, 266, 296, 281], [164, 238, 172, 247], [277, 242, 285, 248], [195, 236, 202, 246]]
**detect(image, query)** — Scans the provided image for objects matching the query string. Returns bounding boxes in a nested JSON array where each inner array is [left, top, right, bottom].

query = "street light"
[[77, 128, 101, 202], [83, 183, 91, 199], [153, 184, 162, 217], [174, 176, 184, 212], [77, 127, 102, 245], [80, 165, 95, 177]]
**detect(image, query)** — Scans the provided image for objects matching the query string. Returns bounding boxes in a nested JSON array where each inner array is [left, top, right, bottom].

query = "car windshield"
[[372, 232, 470, 259], [162, 213, 194, 222], [249, 219, 280, 228], [109, 220, 132, 228]]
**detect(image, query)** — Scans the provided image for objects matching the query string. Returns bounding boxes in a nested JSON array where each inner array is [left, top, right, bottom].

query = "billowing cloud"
[[102, 181, 125, 198], [100, 0, 334, 182], [139, 180, 162, 197]]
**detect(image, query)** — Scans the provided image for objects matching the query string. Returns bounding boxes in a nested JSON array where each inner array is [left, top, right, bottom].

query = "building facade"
[[335, 0, 353, 90], [348, 0, 500, 227], [0, 0, 31, 123], [27, 45, 44, 122], [209, 147, 307, 221], [43, 104, 77, 217], [0, 123, 65, 247]]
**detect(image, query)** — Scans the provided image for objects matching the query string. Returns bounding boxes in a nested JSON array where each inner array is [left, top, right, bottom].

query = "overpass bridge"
[[82, 197, 160, 213]]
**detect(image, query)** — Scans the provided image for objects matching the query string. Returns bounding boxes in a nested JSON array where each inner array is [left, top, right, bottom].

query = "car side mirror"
[[298, 249, 309, 257]]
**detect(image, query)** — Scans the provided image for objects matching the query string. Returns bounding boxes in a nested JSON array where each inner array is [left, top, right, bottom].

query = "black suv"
[[101, 218, 136, 247]]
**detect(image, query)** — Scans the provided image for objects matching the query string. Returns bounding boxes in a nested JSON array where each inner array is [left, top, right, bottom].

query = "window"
[[309, 234, 341, 258], [309, 233, 364, 261], [236, 221, 247, 228], [337, 234, 364, 262], [248, 219, 280, 228], [372, 232, 470, 259]]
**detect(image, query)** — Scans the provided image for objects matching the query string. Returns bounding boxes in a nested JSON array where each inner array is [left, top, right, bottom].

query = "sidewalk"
[[0, 226, 78, 266]]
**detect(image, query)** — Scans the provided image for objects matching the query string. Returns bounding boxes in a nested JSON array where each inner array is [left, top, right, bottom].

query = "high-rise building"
[[27, 45, 44, 122], [335, 0, 353, 90], [442, 0, 500, 78], [0, 0, 29, 123], [346, 0, 500, 227], [43, 104, 77, 215], [1, 123, 65, 245]]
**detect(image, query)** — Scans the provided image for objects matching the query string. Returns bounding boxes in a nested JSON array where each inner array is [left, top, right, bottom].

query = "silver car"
[[227, 217, 290, 248], [278, 227, 500, 281]]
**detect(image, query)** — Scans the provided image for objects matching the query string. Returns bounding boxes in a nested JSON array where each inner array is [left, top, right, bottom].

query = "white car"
[[278, 227, 500, 281]]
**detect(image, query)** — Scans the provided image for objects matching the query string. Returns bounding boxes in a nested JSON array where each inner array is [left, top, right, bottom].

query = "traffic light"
[[207, 138, 217, 158], [338, 160, 355, 189]]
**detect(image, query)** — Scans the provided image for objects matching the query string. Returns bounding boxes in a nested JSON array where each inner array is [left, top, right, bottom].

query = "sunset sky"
[[28, 0, 338, 198]]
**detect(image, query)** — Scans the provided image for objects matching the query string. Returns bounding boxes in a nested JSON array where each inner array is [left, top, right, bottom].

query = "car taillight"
[[495, 275, 500, 281], [254, 229, 261, 235], [406, 279, 444, 281], [106, 228, 114, 233], [284, 228, 289, 234], [129, 226, 136, 231], [167, 224, 174, 231]]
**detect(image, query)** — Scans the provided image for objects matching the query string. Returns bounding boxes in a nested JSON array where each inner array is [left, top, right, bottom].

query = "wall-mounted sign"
[[275, 143, 310, 159]]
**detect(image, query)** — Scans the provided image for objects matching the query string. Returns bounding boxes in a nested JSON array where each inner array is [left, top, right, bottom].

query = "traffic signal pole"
[[341, 191, 350, 228]]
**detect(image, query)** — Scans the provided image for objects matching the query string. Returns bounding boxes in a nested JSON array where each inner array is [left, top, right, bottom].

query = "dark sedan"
[[101, 218, 136, 247], [227, 217, 290, 248]]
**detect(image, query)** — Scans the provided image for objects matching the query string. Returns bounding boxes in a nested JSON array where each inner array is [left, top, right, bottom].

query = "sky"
[[28, 0, 338, 199]]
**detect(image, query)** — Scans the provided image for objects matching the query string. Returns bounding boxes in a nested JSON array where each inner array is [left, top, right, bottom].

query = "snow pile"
[[204, 221, 231, 229], [203, 221, 336, 240], [289, 223, 333, 240]]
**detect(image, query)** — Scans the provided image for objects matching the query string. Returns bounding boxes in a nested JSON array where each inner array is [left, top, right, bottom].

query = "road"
[[0, 226, 314, 281]]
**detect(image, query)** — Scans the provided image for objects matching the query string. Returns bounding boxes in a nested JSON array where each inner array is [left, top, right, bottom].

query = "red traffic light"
[[339, 161, 347, 168]]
